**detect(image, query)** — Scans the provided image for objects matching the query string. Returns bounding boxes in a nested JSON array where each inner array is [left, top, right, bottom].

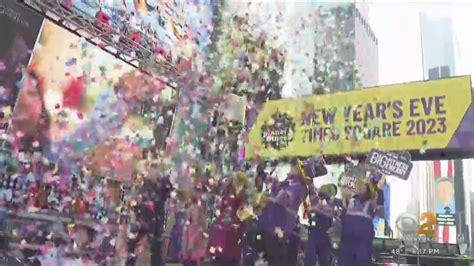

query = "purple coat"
[[258, 175, 307, 235], [338, 196, 377, 264], [208, 191, 246, 261]]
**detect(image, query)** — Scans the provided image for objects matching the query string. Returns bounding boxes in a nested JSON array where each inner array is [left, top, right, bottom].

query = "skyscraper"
[[221, 2, 379, 97], [312, 2, 379, 94], [420, 13, 456, 80], [355, 2, 379, 88]]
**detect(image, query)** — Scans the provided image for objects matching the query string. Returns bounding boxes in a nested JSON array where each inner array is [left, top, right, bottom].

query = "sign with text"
[[246, 76, 473, 159], [436, 213, 455, 226], [366, 149, 413, 180]]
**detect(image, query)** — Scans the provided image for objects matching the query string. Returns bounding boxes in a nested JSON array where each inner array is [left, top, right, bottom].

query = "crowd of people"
[[0, 148, 171, 265], [0, 144, 388, 266], [161, 156, 386, 266], [0, 153, 118, 221]]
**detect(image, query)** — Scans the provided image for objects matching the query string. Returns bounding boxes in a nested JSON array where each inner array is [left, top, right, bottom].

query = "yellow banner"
[[246, 76, 472, 160]]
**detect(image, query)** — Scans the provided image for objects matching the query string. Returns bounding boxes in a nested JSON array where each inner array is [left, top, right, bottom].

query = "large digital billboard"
[[63, 0, 183, 50], [0, 0, 44, 130], [10, 20, 165, 180], [61, 0, 214, 58]]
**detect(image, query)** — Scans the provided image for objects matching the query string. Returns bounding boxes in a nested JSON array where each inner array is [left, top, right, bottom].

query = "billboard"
[[10, 20, 163, 179], [61, 0, 214, 57], [0, 0, 44, 129], [245, 76, 473, 160], [433, 160, 457, 244]]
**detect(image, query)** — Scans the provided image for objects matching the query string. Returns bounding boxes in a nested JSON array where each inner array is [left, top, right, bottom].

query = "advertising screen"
[[11, 20, 164, 180], [0, 0, 43, 130], [63, 0, 184, 51], [61, 0, 214, 58]]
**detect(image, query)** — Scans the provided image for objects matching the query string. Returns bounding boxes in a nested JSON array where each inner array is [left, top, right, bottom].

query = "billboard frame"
[[17, 0, 178, 90]]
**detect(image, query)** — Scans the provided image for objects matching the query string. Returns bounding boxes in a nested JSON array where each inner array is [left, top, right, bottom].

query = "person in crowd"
[[0, 199, 8, 252], [30, 181, 48, 209], [167, 199, 186, 262], [161, 196, 177, 262], [126, 182, 150, 265], [182, 192, 207, 266], [254, 164, 268, 193], [246, 156, 327, 266], [148, 174, 173, 266], [337, 169, 383, 266], [208, 172, 248, 266], [303, 183, 338, 266]]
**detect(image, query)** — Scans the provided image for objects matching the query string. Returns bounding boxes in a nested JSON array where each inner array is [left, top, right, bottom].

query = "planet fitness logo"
[[261, 111, 295, 150]]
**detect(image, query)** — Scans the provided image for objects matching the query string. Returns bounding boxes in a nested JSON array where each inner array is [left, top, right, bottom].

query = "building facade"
[[312, 2, 379, 94], [419, 11, 472, 247], [222, 2, 379, 97], [420, 13, 456, 80], [355, 2, 379, 88]]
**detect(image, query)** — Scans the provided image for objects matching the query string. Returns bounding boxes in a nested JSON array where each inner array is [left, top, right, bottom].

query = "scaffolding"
[[17, 0, 179, 89]]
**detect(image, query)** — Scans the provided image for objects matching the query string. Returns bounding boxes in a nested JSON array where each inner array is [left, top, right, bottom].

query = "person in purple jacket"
[[303, 183, 338, 266], [208, 174, 247, 266], [337, 174, 382, 266], [253, 156, 327, 266]]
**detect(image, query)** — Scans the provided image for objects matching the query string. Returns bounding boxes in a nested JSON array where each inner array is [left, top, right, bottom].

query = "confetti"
[[0, 2, 408, 265], [65, 58, 77, 66]]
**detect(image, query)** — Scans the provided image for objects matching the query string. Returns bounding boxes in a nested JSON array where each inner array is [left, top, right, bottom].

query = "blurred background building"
[[223, 1, 379, 97], [420, 13, 456, 80], [355, 2, 379, 88], [419, 9, 472, 247]]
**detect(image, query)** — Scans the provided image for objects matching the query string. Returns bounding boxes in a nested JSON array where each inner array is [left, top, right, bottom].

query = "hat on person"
[[295, 155, 328, 184], [318, 183, 338, 199]]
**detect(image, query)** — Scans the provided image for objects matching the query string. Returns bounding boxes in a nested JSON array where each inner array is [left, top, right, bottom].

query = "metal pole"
[[419, 13, 426, 80]]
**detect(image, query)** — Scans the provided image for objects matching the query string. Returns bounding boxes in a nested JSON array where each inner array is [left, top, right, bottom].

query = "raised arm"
[[307, 183, 322, 212]]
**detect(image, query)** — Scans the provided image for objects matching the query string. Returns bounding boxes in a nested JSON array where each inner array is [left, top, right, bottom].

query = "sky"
[[368, 0, 473, 84]]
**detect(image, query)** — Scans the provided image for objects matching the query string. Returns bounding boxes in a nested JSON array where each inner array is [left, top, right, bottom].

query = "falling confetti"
[[65, 58, 77, 67], [0, 1, 435, 266]]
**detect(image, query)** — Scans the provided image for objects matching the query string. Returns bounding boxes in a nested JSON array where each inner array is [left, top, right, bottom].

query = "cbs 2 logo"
[[418, 212, 437, 236]]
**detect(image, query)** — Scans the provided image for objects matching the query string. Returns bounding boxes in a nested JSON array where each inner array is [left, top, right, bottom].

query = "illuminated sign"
[[61, 0, 211, 53], [0, 0, 43, 113]]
